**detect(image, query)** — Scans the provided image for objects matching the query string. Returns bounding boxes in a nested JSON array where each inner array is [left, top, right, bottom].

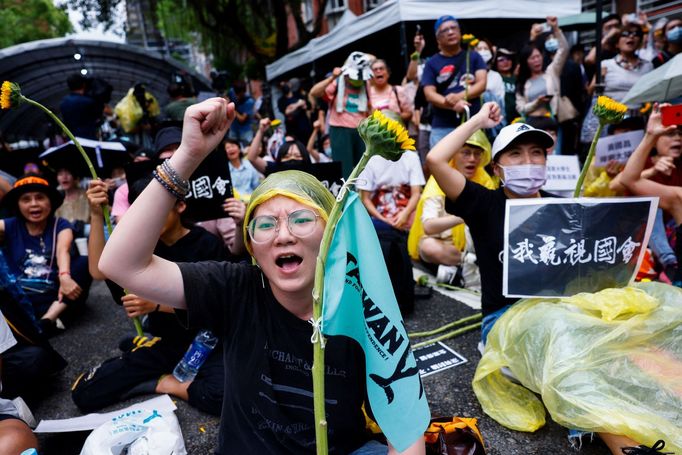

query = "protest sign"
[[125, 149, 232, 221], [414, 342, 468, 378], [503, 197, 657, 298], [543, 155, 580, 194], [594, 130, 645, 166]]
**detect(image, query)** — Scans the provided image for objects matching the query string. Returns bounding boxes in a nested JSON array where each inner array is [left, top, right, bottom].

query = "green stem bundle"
[[573, 122, 605, 197], [23, 97, 144, 336], [409, 313, 482, 338], [411, 322, 482, 349], [311, 151, 372, 455]]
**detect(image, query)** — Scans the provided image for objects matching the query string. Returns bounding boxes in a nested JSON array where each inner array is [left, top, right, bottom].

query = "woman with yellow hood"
[[407, 129, 496, 288], [98, 98, 424, 455]]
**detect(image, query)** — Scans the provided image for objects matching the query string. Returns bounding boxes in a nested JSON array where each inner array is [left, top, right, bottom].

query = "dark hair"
[[276, 140, 311, 164], [67, 74, 88, 91], [223, 137, 242, 148], [526, 115, 558, 132], [516, 43, 544, 95], [602, 14, 621, 26], [232, 79, 247, 94]]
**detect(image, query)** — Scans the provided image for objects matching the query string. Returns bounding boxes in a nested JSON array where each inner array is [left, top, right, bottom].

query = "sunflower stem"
[[573, 122, 604, 197], [22, 96, 144, 337], [311, 149, 372, 455], [411, 322, 482, 349]]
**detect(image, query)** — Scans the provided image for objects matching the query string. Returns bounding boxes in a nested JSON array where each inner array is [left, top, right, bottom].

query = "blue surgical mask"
[[666, 26, 682, 44], [544, 38, 559, 53]]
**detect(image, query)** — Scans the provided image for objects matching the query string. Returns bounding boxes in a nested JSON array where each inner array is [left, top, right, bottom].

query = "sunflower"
[[1, 81, 22, 110], [593, 96, 628, 125], [462, 34, 479, 47], [357, 110, 415, 161]]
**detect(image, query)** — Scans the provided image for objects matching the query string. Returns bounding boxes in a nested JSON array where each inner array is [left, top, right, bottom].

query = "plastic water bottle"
[[172, 330, 218, 382]]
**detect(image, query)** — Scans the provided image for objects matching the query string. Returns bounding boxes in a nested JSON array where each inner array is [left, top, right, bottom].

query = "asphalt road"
[[32, 279, 612, 454]]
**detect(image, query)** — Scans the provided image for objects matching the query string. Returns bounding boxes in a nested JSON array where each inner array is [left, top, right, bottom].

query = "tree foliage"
[[0, 0, 73, 49], [65, 0, 329, 71]]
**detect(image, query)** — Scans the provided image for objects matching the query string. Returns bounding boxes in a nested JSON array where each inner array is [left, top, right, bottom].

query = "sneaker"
[[436, 265, 459, 285], [621, 440, 673, 454]]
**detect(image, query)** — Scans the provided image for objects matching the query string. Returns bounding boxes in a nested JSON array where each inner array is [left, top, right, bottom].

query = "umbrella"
[[39, 137, 130, 178], [622, 54, 682, 105]]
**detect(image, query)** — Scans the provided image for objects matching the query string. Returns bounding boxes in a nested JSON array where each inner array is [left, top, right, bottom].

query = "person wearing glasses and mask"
[[98, 98, 425, 455]]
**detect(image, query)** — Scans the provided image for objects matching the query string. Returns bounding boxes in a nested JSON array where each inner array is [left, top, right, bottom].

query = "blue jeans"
[[350, 440, 388, 455], [648, 209, 677, 267], [429, 126, 455, 149]]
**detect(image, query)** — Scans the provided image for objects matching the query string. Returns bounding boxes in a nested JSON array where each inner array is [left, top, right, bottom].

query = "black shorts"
[[0, 413, 21, 422]]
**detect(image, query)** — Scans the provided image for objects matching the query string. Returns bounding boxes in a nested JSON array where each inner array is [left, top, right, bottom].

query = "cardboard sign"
[[414, 342, 468, 378], [595, 130, 645, 166], [503, 197, 657, 298], [543, 155, 581, 193], [125, 149, 233, 222]]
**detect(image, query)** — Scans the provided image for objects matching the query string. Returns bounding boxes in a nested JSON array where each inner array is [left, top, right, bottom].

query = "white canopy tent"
[[266, 0, 582, 81]]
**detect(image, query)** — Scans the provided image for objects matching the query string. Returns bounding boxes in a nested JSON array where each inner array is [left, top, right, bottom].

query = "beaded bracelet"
[[161, 159, 189, 194], [156, 164, 189, 197], [153, 168, 185, 200]]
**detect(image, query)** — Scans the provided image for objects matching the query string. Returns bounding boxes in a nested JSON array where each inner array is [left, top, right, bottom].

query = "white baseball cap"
[[491, 123, 555, 160]]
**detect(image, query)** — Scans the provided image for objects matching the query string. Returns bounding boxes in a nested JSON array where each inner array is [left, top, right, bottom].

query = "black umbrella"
[[39, 137, 130, 178]]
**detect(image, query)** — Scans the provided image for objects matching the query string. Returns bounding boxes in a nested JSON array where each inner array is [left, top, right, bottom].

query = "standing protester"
[[309, 52, 374, 178], [369, 59, 412, 123], [59, 74, 101, 140], [277, 78, 312, 143], [229, 80, 256, 147], [584, 14, 622, 69], [494, 48, 520, 126], [653, 18, 682, 67], [422, 15, 487, 148]]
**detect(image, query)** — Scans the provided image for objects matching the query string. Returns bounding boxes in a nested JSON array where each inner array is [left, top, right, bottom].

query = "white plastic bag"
[[80, 407, 186, 455]]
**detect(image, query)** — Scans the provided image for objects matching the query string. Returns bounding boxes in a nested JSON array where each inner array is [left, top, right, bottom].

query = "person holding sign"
[[620, 104, 682, 287], [98, 98, 425, 454], [427, 102, 661, 454]]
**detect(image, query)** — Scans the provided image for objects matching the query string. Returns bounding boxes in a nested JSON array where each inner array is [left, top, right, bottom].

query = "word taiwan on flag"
[[323, 192, 430, 451]]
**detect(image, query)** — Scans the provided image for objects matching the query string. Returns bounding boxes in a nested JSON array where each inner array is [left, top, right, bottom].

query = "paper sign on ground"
[[503, 197, 657, 298], [414, 341, 468, 378], [594, 130, 645, 166], [34, 394, 177, 433]]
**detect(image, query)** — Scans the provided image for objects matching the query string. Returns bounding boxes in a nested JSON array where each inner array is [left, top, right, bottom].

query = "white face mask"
[[478, 49, 492, 63], [498, 164, 546, 196]]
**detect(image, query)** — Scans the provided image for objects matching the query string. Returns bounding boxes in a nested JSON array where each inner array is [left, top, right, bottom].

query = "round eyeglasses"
[[248, 209, 320, 243]]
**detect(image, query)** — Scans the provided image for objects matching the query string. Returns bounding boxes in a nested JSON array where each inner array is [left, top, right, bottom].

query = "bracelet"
[[153, 168, 186, 200], [154, 304, 160, 313], [59, 271, 71, 276], [161, 159, 189, 194]]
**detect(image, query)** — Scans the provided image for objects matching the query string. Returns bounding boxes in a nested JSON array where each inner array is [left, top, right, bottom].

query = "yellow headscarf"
[[407, 130, 497, 260], [242, 170, 336, 256]]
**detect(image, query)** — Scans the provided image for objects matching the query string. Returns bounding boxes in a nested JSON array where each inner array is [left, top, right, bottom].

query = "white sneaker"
[[12, 397, 36, 428], [436, 265, 459, 284]]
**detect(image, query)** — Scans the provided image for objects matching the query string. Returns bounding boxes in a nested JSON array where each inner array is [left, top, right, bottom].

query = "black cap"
[[153, 127, 182, 155]]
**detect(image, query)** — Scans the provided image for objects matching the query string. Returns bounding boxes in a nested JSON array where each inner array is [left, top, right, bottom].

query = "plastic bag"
[[80, 406, 186, 455], [424, 416, 486, 455], [473, 282, 682, 451], [114, 88, 160, 133]]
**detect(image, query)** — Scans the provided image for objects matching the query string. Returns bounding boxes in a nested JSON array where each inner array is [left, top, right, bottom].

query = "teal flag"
[[323, 192, 430, 452]]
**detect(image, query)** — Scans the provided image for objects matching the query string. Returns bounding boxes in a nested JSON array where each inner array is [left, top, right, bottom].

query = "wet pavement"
[[32, 279, 611, 454]]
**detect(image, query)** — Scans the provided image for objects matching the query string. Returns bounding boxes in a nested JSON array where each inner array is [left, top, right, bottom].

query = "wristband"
[[59, 271, 71, 277]]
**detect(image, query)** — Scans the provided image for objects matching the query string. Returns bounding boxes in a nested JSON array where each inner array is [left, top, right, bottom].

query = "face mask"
[[478, 49, 492, 63], [499, 164, 546, 196], [545, 38, 559, 53], [113, 177, 126, 189], [666, 26, 682, 44], [323, 147, 332, 156]]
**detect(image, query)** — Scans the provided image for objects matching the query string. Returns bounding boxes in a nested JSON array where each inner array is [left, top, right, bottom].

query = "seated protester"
[[357, 140, 425, 315], [247, 118, 314, 176], [427, 101, 669, 454], [72, 176, 231, 415], [0, 310, 38, 454], [224, 137, 261, 198], [306, 120, 333, 163], [97, 98, 426, 454], [55, 167, 90, 236], [619, 104, 682, 287], [407, 130, 495, 290], [0, 176, 87, 333], [112, 127, 182, 223]]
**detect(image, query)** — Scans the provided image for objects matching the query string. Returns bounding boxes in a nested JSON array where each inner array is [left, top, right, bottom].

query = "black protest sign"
[[125, 149, 232, 222], [503, 197, 657, 298], [414, 342, 467, 378]]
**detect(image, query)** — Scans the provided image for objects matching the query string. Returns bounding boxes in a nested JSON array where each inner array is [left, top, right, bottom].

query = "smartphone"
[[661, 105, 682, 126]]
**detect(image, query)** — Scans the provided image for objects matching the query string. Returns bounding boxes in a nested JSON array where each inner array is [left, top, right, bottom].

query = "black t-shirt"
[[178, 261, 371, 454], [444, 180, 552, 316]]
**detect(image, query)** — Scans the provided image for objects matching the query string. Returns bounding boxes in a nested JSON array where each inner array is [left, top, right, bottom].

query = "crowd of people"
[[0, 8, 679, 455]]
